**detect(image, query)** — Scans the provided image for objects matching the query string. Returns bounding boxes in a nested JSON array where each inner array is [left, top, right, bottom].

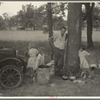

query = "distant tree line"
[[0, 3, 100, 31], [0, 3, 67, 31]]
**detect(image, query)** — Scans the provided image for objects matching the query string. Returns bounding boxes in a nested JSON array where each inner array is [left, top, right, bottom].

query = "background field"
[[0, 30, 100, 42], [0, 30, 100, 64], [0, 30, 100, 60]]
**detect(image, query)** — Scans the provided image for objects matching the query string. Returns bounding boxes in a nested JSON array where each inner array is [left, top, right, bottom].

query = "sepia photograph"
[[0, 1, 99, 97]]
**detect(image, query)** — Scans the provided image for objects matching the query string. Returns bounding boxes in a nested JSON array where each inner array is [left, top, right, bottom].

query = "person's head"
[[28, 42, 35, 50], [60, 26, 66, 36], [80, 45, 86, 51], [38, 47, 45, 55]]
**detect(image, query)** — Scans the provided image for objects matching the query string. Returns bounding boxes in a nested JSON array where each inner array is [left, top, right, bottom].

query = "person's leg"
[[88, 68, 94, 78], [30, 68, 34, 77], [82, 68, 87, 79], [58, 50, 64, 76], [33, 70, 36, 81], [54, 48, 60, 75]]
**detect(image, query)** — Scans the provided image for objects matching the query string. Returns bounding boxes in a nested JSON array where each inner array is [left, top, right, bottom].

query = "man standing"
[[49, 26, 68, 76]]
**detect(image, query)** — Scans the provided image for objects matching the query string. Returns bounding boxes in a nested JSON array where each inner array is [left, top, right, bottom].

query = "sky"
[[0, 1, 47, 17]]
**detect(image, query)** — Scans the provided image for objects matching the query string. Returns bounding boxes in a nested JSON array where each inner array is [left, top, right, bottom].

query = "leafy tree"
[[17, 3, 47, 30], [51, 3, 68, 30], [0, 16, 4, 30], [3, 13, 11, 30], [10, 15, 18, 27], [17, 4, 33, 29], [16, 3, 68, 31], [53, 16, 67, 30], [93, 6, 100, 30]]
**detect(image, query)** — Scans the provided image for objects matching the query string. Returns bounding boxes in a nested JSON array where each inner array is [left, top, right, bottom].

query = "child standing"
[[27, 42, 38, 80], [79, 45, 90, 79], [36, 47, 45, 67]]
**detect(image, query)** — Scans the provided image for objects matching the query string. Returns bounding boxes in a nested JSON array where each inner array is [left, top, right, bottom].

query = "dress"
[[27, 48, 38, 70], [79, 50, 90, 69]]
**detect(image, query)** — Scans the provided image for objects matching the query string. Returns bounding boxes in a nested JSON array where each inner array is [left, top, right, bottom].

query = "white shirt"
[[36, 54, 45, 67], [53, 32, 67, 50]]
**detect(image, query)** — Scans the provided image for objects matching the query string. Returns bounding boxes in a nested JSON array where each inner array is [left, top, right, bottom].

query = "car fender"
[[0, 57, 21, 63], [0, 57, 22, 69]]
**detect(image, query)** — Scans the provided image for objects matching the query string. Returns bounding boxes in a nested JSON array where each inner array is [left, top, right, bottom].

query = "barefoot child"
[[79, 45, 90, 79], [27, 42, 38, 80], [36, 47, 45, 67]]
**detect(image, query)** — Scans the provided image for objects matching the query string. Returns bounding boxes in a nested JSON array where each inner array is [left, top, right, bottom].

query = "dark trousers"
[[54, 47, 64, 76]]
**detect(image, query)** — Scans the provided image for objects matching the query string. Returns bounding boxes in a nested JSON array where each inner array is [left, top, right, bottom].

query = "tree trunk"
[[85, 3, 94, 49], [47, 3, 53, 60], [65, 3, 82, 76], [87, 10, 93, 49], [34, 25, 36, 30]]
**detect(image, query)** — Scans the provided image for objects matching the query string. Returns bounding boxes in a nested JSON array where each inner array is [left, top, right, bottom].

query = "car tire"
[[0, 65, 23, 89]]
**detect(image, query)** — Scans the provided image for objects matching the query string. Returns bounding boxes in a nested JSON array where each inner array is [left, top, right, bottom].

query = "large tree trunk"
[[65, 3, 82, 76], [85, 3, 94, 49], [47, 3, 53, 60]]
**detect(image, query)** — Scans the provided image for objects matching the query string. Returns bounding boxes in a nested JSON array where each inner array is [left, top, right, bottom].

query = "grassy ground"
[[0, 30, 100, 96]]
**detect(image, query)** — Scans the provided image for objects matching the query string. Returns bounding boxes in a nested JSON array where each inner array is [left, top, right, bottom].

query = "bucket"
[[37, 65, 51, 85], [47, 60, 54, 76]]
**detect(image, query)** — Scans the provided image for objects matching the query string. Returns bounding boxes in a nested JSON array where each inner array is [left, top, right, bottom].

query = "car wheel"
[[0, 65, 23, 89]]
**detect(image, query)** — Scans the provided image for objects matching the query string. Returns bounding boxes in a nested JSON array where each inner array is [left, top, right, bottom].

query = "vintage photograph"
[[0, 1, 99, 97]]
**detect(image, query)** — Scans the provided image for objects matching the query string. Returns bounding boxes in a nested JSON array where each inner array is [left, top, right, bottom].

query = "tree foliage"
[[93, 6, 100, 30], [0, 16, 4, 30]]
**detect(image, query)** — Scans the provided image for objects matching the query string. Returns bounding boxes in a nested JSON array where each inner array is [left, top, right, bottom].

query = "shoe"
[[62, 75, 68, 80], [69, 76, 76, 81]]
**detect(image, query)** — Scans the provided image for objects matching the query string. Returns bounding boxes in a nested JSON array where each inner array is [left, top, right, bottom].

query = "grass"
[[0, 40, 51, 64], [0, 31, 52, 63], [0, 31, 48, 41], [0, 30, 100, 96], [0, 30, 100, 64]]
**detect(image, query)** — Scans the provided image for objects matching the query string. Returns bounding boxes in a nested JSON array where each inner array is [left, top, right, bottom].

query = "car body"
[[0, 47, 27, 89]]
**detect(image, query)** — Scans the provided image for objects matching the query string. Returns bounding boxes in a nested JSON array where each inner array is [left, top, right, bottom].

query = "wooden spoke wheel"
[[0, 65, 23, 89]]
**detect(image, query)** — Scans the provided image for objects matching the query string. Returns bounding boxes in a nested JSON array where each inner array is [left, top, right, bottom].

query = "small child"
[[79, 45, 90, 79], [36, 47, 45, 67], [27, 42, 38, 80]]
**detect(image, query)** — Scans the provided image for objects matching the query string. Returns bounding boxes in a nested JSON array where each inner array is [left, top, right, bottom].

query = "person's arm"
[[35, 54, 41, 69], [86, 51, 90, 56], [28, 49, 31, 57], [35, 59, 40, 70], [24, 50, 29, 57], [65, 33, 68, 41], [49, 35, 55, 48]]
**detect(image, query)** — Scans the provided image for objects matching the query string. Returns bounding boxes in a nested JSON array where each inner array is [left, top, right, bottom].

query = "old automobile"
[[0, 47, 26, 89]]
